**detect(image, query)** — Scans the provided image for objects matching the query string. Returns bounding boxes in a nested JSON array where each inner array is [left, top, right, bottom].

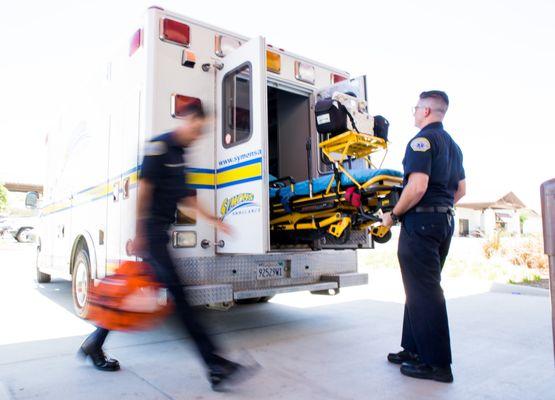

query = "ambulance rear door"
[[215, 36, 269, 254]]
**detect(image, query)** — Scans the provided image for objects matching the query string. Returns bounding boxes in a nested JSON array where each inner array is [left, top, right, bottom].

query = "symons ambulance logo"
[[220, 192, 259, 220]]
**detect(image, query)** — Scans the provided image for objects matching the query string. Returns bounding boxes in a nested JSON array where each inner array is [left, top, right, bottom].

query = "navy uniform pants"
[[398, 212, 454, 367], [88, 221, 221, 368]]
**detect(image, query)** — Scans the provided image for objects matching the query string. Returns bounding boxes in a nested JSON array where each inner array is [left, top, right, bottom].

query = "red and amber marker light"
[[331, 73, 348, 84], [160, 18, 190, 47], [129, 29, 142, 56], [171, 94, 202, 118]]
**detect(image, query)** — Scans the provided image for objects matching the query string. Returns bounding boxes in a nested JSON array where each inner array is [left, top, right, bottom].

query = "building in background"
[[454, 192, 541, 237]]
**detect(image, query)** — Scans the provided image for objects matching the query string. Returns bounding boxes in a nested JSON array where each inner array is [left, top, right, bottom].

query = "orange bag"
[[87, 261, 172, 331]]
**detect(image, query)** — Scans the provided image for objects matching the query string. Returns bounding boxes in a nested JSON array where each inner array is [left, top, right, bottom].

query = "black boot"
[[78, 332, 120, 372], [387, 350, 419, 365], [400, 362, 453, 383], [208, 356, 259, 392]]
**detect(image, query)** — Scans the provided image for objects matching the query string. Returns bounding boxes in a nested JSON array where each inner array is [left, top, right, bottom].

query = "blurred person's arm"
[[182, 196, 232, 235], [454, 179, 466, 204]]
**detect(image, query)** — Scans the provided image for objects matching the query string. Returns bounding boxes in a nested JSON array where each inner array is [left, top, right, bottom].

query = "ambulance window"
[[222, 63, 252, 147]]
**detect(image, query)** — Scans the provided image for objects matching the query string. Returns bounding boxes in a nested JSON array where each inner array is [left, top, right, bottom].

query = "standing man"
[[382, 91, 466, 383], [80, 102, 257, 391]]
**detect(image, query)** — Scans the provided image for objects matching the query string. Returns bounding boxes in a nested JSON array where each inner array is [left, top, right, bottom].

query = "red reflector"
[[160, 18, 190, 47], [331, 73, 348, 84], [129, 29, 142, 56], [171, 94, 202, 118]]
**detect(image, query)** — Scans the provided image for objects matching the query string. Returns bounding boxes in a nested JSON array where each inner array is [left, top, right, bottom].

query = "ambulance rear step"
[[182, 272, 368, 306]]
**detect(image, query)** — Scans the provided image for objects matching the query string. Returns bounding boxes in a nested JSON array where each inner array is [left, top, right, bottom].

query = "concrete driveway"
[[0, 241, 553, 400]]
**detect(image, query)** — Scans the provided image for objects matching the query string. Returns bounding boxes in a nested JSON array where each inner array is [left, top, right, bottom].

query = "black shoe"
[[400, 362, 453, 383], [387, 350, 419, 365], [209, 359, 259, 392], [78, 346, 120, 372]]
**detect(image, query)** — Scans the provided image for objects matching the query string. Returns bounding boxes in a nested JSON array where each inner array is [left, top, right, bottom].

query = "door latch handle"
[[201, 239, 225, 249]]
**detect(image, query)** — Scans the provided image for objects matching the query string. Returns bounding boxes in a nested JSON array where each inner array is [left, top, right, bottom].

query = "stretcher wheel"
[[372, 230, 392, 244]]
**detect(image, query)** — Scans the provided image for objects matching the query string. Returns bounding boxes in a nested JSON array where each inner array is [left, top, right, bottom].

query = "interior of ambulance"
[[221, 69, 404, 250]]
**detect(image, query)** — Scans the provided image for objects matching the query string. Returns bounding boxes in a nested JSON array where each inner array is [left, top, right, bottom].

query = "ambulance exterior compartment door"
[[215, 36, 269, 254]]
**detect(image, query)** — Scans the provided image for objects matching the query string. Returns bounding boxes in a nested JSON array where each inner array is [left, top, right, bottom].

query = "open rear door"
[[215, 36, 269, 254]]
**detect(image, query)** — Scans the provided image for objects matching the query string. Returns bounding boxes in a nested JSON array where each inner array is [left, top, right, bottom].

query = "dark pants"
[[398, 212, 454, 367], [87, 221, 221, 368]]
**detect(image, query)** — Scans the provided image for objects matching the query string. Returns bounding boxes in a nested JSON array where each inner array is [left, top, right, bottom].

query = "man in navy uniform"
[[80, 102, 257, 391], [381, 90, 466, 383]]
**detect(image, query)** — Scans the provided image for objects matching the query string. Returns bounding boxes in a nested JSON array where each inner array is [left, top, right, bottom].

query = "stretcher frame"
[[270, 131, 402, 245]]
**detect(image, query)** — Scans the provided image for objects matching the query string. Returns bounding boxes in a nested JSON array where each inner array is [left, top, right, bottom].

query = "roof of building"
[[2, 182, 43, 194], [456, 191, 526, 210]]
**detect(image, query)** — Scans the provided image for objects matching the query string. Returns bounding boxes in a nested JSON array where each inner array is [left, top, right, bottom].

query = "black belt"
[[413, 206, 455, 215]]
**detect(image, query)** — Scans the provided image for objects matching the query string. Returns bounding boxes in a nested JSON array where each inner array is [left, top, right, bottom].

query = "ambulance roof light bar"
[[160, 18, 190, 47]]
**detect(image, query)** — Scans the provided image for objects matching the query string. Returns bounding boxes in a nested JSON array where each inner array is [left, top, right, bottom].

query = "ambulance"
[[35, 6, 388, 316]]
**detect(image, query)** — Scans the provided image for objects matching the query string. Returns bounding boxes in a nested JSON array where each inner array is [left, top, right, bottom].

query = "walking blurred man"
[[79, 102, 257, 391], [381, 91, 466, 383]]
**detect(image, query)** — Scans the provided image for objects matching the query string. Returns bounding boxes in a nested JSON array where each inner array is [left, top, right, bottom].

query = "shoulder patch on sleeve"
[[410, 137, 431, 152], [144, 141, 167, 156]]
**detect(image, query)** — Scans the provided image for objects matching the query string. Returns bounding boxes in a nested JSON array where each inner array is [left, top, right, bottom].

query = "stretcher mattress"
[[270, 168, 403, 199]]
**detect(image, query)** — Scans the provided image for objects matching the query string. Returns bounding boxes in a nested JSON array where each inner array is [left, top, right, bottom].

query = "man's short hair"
[[419, 90, 449, 110]]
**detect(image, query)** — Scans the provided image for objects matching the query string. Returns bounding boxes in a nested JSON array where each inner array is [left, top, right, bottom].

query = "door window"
[[222, 63, 252, 147]]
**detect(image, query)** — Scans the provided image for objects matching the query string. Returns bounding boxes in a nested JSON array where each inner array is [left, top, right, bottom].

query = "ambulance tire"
[[72, 245, 92, 319], [235, 297, 261, 305], [258, 296, 274, 303]]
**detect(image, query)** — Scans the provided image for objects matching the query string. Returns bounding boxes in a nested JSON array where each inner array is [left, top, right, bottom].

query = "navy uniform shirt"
[[140, 132, 196, 223], [402, 122, 464, 209]]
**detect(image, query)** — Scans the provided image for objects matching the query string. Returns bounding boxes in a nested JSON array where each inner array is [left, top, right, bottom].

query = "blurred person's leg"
[[146, 233, 221, 366], [146, 226, 259, 390]]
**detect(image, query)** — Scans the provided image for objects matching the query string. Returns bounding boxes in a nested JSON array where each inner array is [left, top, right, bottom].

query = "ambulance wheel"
[[258, 296, 274, 303], [373, 230, 392, 244], [235, 297, 261, 305], [72, 246, 91, 318]]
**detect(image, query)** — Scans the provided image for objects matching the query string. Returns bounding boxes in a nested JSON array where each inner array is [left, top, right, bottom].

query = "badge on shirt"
[[410, 137, 431, 152], [144, 141, 167, 156]]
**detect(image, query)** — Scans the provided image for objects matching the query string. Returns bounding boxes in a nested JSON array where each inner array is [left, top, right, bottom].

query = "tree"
[[0, 184, 8, 213]]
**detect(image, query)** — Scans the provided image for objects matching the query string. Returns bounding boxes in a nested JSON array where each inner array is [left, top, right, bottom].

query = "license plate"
[[257, 262, 285, 280]]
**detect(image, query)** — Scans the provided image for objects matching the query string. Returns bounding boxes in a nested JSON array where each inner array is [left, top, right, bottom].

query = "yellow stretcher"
[[269, 131, 403, 247]]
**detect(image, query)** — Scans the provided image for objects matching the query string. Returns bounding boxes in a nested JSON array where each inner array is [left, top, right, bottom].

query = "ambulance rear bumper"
[[182, 272, 368, 306]]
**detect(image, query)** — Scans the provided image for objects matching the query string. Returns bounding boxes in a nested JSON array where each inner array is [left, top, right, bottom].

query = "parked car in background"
[[0, 216, 37, 242]]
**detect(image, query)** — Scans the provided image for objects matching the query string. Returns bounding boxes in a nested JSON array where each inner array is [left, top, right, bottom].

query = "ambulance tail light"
[[266, 51, 281, 74], [172, 231, 197, 248], [215, 35, 242, 57], [171, 94, 202, 118], [331, 73, 348, 84], [294, 61, 315, 84], [129, 29, 142, 57], [160, 18, 190, 47]]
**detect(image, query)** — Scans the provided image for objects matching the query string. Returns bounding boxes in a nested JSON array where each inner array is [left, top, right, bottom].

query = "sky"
[[0, 0, 553, 211]]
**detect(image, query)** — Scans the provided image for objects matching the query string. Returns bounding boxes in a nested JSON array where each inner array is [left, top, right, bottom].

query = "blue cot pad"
[[269, 168, 402, 199]]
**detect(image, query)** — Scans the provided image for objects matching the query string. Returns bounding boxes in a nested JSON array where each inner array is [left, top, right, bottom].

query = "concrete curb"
[[490, 282, 550, 297]]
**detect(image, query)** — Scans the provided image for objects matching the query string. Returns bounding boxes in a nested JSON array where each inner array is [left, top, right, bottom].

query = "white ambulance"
[[35, 6, 378, 316]]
